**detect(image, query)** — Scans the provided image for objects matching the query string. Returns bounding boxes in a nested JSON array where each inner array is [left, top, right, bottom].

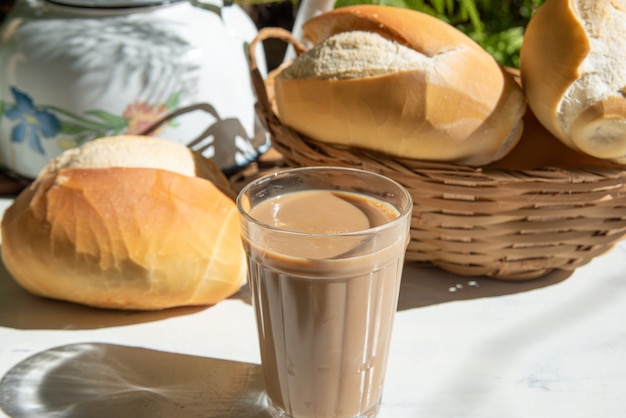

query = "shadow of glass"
[[0, 343, 270, 418], [0, 257, 211, 331], [397, 262, 572, 311]]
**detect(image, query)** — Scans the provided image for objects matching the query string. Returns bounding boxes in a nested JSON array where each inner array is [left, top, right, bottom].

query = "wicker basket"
[[249, 28, 626, 280]]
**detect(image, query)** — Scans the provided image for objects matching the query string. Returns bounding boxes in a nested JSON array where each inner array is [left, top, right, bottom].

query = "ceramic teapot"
[[0, 0, 268, 178]]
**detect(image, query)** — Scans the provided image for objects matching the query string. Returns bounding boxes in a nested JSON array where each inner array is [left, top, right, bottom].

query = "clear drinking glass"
[[237, 166, 412, 418]]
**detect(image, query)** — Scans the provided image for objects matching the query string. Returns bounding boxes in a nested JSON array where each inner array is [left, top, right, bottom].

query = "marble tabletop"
[[0, 195, 625, 418]]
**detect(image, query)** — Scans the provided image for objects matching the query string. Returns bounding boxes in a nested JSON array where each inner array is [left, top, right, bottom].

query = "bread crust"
[[1, 137, 245, 310], [488, 107, 617, 170], [275, 5, 526, 166], [276, 67, 524, 165]]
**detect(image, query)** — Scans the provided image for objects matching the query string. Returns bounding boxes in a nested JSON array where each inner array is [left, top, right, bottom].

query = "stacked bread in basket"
[[249, 1, 626, 280]]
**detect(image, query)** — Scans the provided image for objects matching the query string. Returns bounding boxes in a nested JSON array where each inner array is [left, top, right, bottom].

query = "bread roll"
[[274, 5, 527, 166], [520, 0, 626, 164], [488, 107, 617, 170], [1, 136, 246, 310]]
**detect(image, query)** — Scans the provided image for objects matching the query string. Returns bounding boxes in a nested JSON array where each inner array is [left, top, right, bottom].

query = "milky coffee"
[[242, 188, 409, 418]]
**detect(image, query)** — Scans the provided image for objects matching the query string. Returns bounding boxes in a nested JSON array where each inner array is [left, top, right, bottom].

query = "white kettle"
[[0, 0, 268, 178]]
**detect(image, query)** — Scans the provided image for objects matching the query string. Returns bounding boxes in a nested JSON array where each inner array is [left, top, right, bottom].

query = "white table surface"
[[0, 195, 625, 418]]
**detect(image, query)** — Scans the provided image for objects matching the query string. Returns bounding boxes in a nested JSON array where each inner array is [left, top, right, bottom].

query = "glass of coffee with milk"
[[237, 166, 412, 418]]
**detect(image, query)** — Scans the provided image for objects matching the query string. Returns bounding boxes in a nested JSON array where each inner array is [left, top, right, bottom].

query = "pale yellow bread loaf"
[[274, 5, 527, 166], [520, 0, 626, 164], [1, 136, 245, 310]]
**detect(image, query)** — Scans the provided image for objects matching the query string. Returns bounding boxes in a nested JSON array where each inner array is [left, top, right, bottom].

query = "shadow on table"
[[0, 245, 573, 330], [396, 263, 572, 311], [0, 342, 270, 418], [0, 258, 213, 331], [235, 262, 573, 312]]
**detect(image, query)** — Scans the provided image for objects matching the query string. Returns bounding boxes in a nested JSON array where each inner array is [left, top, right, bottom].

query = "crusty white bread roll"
[[273, 5, 527, 166], [1, 136, 246, 310], [520, 0, 626, 164]]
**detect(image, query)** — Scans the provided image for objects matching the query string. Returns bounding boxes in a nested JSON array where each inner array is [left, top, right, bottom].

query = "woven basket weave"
[[249, 28, 626, 280]]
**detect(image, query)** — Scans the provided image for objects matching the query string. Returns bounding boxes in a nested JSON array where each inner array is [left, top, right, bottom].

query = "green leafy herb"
[[333, 0, 545, 67]]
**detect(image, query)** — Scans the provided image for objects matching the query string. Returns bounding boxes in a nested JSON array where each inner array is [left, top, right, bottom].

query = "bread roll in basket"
[[1, 136, 246, 310], [272, 5, 526, 167], [521, 0, 626, 164]]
